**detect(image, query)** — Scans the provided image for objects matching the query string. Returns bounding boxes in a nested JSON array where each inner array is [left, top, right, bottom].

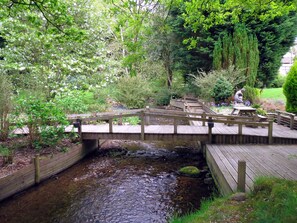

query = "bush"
[[15, 97, 69, 149], [115, 75, 152, 108], [269, 74, 286, 88], [191, 66, 246, 101], [155, 88, 172, 106], [53, 91, 89, 114], [283, 61, 297, 113], [243, 86, 259, 103], [211, 76, 233, 103], [0, 74, 13, 141]]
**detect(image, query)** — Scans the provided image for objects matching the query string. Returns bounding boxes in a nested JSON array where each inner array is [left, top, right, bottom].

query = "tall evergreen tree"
[[213, 24, 259, 88]]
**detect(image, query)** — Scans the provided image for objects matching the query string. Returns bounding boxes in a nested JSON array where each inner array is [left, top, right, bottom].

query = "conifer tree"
[[213, 24, 259, 89], [283, 61, 297, 114]]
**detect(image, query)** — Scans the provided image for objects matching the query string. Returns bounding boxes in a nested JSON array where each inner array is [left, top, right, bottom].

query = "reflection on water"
[[0, 141, 215, 223]]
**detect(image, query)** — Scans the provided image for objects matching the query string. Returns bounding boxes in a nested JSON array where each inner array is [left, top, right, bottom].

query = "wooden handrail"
[[276, 110, 296, 130], [78, 109, 273, 144]]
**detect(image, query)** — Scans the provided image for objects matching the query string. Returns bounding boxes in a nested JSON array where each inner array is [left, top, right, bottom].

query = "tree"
[[283, 61, 297, 114], [0, 0, 119, 99], [178, 0, 297, 86], [0, 73, 13, 141], [106, 0, 161, 76], [246, 13, 297, 86], [213, 24, 259, 89]]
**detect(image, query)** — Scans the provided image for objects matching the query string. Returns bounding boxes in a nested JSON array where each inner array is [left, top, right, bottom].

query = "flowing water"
[[0, 140, 215, 223]]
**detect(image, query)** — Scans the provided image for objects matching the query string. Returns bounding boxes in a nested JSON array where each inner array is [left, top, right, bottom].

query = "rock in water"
[[178, 166, 200, 177]]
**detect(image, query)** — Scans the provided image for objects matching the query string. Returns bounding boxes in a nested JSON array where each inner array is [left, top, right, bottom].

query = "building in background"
[[279, 38, 297, 75]]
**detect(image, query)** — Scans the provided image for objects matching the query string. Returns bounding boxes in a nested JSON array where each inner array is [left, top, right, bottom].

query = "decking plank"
[[235, 145, 287, 179], [212, 145, 252, 192], [219, 145, 254, 190], [206, 145, 297, 195], [207, 146, 237, 192]]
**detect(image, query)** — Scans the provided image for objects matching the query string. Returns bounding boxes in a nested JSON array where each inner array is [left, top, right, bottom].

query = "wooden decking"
[[206, 144, 297, 195]]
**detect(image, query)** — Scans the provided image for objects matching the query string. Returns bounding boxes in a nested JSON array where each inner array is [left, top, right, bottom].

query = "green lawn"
[[259, 88, 286, 101]]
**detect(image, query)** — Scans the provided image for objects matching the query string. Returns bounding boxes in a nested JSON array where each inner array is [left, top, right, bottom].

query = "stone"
[[204, 177, 213, 185], [230, 192, 247, 202], [178, 166, 200, 177]]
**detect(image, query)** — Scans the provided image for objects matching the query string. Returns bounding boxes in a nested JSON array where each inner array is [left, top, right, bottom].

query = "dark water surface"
[[0, 141, 215, 223]]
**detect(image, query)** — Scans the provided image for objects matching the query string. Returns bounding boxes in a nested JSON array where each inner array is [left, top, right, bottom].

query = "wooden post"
[[289, 114, 294, 130], [208, 126, 212, 143], [237, 160, 246, 192], [268, 121, 273, 144], [145, 106, 150, 125], [174, 118, 177, 134], [118, 113, 123, 125], [202, 112, 206, 126], [277, 111, 281, 125], [76, 119, 82, 140], [109, 118, 113, 133], [34, 154, 40, 184], [141, 111, 145, 140], [238, 124, 243, 144]]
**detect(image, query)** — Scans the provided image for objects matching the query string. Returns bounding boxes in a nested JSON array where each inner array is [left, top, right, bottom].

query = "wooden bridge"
[[67, 98, 297, 195], [69, 107, 297, 145]]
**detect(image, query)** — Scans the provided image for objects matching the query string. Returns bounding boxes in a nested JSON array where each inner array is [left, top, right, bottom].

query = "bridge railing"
[[74, 108, 273, 144]]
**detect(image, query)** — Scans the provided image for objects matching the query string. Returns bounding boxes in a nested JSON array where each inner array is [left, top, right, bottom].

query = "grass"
[[171, 177, 297, 223], [259, 88, 286, 102]]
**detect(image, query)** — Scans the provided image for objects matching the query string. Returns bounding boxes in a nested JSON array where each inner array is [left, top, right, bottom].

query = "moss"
[[178, 166, 200, 176]]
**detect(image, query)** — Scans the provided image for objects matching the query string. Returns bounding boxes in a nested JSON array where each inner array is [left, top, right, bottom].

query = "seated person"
[[234, 88, 245, 104]]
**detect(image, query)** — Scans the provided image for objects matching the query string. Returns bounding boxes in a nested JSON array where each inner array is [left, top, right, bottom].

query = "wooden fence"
[[275, 110, 297, 130], [0, 140, 98, 202]]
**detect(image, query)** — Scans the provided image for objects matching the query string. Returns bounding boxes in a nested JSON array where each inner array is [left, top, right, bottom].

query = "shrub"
[[115, 75, 152, 108], [0, 145, 13, 165], [269, 74, 286, 88], [155, 88, 172, 106], [211, 76, 233, 103], [283, 61, 297, 113], [243, 86, 259, 103], [15, 97, 69, 149], [53, 91, 89, 114], [191, 66, 246, 101], [0, 74, 13, 141]]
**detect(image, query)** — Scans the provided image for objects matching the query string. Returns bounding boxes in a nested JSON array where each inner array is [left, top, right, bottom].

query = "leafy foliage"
[[0, 73, 13, 141], [0, 0, 119, 99], [283, 61, 297, 113], [53, 91, 89, 114], [115, 75, 152, 108], [213, 24, 259, 88], [15, 97, 69, 149], [191, 66, 246, 101], [243, 86, 259, 103], [269, 74, 286, 88], [211, 77, 233, 103], [178, 0, 297, 86], [154, 88, 172, 106]]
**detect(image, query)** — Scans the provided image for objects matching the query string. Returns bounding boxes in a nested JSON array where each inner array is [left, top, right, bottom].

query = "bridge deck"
[[206, 144, 297, 195], [66, 122, 297, 140]]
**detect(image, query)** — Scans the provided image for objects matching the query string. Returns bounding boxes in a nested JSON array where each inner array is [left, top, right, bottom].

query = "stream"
[[0, 140, 215, 223]]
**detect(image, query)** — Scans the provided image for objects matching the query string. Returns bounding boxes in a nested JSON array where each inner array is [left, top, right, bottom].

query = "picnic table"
[[231, 106, 257, 117], [230, 106, 267, 127]]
